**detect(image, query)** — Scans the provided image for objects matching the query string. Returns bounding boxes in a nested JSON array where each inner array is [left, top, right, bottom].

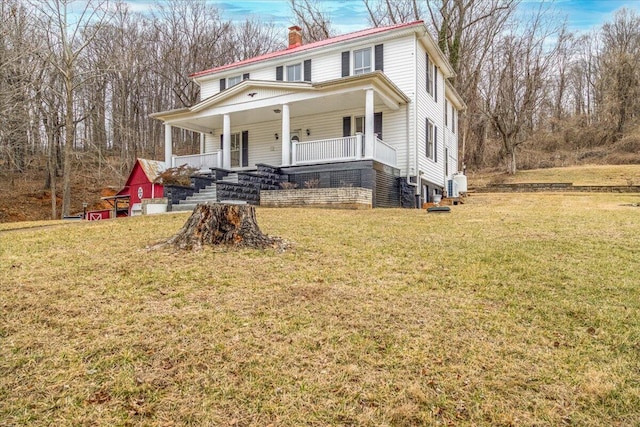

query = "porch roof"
[[149, 71, 410, 133]]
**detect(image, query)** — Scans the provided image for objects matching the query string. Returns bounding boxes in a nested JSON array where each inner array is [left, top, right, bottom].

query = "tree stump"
[[155, 204, 287, 251]]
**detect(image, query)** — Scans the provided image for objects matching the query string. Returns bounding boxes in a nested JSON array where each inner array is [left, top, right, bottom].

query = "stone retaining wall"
[[260, 187, 372, 209], [480, 183, 640, 193]]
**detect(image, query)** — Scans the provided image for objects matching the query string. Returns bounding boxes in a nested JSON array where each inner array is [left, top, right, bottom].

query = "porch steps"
[[168, 166, 284, 211], [173, 185, 218, 211], [222, 173, 239, 183]]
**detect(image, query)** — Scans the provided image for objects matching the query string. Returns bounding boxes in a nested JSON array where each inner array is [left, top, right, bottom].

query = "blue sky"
[[211, 0, 640, 34], [122, 0, 640, 34]]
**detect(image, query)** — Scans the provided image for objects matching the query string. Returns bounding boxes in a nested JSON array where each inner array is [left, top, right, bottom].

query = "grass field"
[[468, 164, 640, 187], [1, 191, 639, 426]]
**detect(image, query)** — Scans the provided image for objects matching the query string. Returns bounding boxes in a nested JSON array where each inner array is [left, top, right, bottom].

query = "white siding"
[[190, 26, 460, 188], [416, 42, 448, 188]]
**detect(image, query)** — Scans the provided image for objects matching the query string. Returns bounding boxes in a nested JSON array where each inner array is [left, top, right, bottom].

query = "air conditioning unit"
[[448, 179, 459, 198]]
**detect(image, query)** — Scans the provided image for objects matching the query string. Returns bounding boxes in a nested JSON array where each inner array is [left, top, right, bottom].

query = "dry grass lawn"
[[1, 192, 639, 426], [468, 164, 640, 187]]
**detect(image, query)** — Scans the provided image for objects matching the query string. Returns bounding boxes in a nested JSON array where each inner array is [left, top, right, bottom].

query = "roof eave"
[[445, 80, 467, 111], [191, 21, 426, 82]]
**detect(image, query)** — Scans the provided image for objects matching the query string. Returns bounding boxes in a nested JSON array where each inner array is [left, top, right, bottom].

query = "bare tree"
[[480, 8, 561, 174], [597, 8, 640, 139], [363, 0, 421, 27], [0, 0, 40, 173], [289, 0, 333, 42], [31, 0, 114, 217]]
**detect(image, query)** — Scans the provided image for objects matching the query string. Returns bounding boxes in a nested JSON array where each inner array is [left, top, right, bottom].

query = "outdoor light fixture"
[[275, 133, 279, 140], [273, 109, 281, 113], [306, 129, 311, 136]]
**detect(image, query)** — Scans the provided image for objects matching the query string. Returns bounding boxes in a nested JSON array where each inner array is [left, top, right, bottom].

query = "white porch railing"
[[292, 134, 397, 167], [373, 137, 397, 167], [293, 135, 361, 165], [172, 151, 222, 170]]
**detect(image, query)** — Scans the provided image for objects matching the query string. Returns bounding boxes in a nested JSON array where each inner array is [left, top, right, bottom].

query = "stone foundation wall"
[[481, 183, 640, 193], [260, 187, 372, 209]]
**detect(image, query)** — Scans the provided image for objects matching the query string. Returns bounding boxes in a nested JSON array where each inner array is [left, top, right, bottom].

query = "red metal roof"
[[190, 21, 424, 79]]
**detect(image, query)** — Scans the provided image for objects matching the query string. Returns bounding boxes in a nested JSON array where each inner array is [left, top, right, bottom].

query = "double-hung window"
[[287, 63, 302, 81], [354, 116, 365, 134], [228, 75, 242, 88], [354, 48, 371, 75], [426, 119, 434, 160], [444, 100, 449, 127], [426, 54, 433, 96], [452, 107, 456, 134]]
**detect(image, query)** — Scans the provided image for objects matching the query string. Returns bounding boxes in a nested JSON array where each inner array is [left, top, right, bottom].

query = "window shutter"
[[220, 134, 223, 150], [303, 59, 311, 82], [374, 44, 384, 71], [341, 51, 350, 77], [374, 112, 383, 140], [434, 126, 438, 162], [276, 66, 283, 81], [434, 66, 438, 102], [343, 116, 351, 137], [241, 130, 249, 167], [242, 73, 250, 80], [219, 79, 226, 91]]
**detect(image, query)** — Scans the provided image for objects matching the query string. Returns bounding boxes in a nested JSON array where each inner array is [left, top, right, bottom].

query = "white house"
[[151, 21, 465, 208]]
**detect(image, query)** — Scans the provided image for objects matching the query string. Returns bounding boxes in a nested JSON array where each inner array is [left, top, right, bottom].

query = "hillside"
[[0, 163, 125, 223], [2, 164, 639, 223]]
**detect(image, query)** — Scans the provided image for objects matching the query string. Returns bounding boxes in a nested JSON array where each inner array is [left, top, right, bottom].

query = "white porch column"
[[223, 114, 231, 169], [164, 123, 173, 167], [281, 104, 291, 166], [364, 89, 375, 158], [200, 132, 206, 154]]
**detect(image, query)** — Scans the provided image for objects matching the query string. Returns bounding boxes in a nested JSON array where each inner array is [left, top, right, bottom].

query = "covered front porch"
[[151, 72, 409, 172], [170, 134, 397, 170]]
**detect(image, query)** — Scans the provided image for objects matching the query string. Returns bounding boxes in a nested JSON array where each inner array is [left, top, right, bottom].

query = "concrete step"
[[172, 203, 199, 212], [222, 173, 239, 184], [185, 193, 218, 200]]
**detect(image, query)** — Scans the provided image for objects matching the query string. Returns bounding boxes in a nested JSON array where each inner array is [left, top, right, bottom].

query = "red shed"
[[116, 158, 166, 216]]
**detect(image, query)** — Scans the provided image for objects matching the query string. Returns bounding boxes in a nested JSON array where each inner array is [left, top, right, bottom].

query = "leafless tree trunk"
[[289, 0, 334, 42], [154, 204, 288, 251]]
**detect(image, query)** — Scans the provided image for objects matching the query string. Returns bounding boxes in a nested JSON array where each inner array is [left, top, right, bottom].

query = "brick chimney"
[[288, 25, 303, 49]]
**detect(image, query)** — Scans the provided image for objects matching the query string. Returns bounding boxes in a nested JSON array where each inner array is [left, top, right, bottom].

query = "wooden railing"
[[292, 135, 362, 165], [292, 134, 397, 168], [373, 137, 397, 167], [172, 151, 221, 170]]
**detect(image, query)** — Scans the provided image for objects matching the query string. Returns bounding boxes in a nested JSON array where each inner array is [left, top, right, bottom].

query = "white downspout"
[[413, 33, 421, 201]]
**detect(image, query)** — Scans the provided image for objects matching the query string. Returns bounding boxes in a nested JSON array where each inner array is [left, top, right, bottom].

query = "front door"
[[230, 132, 241, 168]]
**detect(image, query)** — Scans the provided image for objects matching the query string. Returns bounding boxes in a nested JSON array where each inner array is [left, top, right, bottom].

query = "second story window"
[[426, 54, 434, 96], [445, 99, 449, 127], [287, 63, 302, 81], [354, 48, 371, 75], [228, 75, 242, 88], [426, 119, 435, 160]]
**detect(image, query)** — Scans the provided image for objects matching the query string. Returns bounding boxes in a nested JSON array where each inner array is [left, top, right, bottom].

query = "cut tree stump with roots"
[[153, 204, 288, 251]]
